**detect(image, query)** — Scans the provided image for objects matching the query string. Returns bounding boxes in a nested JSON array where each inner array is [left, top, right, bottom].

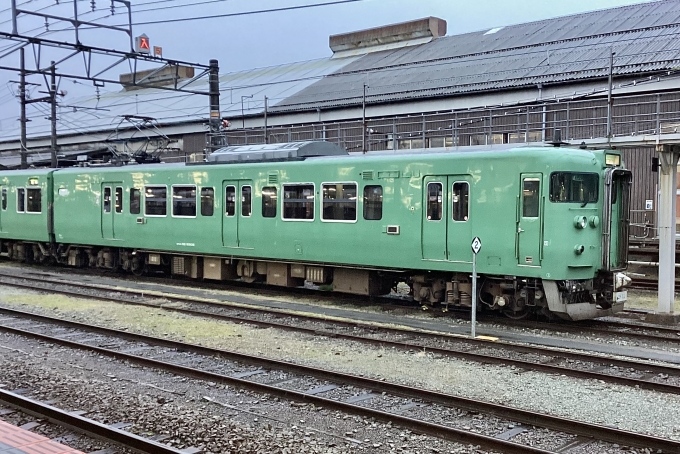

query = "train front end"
[[543, 151, 632, 320]]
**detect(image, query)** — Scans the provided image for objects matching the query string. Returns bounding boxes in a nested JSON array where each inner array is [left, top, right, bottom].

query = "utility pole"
[[50, 61, 58, 168], [264, 96, 268, 144], [207, 59, 220, 153], [19, 47, 27, 169], [362, 83, 367, 153], [606, 50, 615, 144]]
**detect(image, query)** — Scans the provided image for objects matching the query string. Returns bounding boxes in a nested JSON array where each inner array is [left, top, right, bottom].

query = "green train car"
[[0, 142, 631, 320]]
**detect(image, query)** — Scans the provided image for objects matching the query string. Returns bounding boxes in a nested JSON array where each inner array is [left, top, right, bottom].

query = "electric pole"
[[50, 61, 57, 168], [19, 47, 27, 169]]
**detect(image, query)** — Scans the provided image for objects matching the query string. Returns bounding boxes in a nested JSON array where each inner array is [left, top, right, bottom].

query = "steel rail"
[[0, 307, 679, 453], [1, 274, 680, 394], [0, 389, 187, 454]]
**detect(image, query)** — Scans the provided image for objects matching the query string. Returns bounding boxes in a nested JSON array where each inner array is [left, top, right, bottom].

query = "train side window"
[[225, 186, 236, 216], [17, 188, 25, 213], [363, 185, 382, 220], [426, 182, 442, 221], [522, 179, 540, 218], [262, 186, 277, 218], [115, 187, 123, 213], [103, 187, 111, 213], [242, 186, 252, 217], [27, 188, 41, 213], [130, 188, 141, 214], [145, 186, 167, 216], [283, 184, 315, 220], [452, 182, 469, 221], [201, 187, 214, 216], [322, 182, 357, 222], [2, 188, 7, 210], [172, 185, 197, 217]]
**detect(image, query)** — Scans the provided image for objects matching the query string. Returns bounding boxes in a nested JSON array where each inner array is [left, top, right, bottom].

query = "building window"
[[363, 185, 382, 220], [145, 186, 167, 216], [26, 188, 41, 213], [283, 184, 314, 220], [452, 182, 469, 221], [201, 187, 214, 216], [322, 183, 357, 222], [242, 186, 252, 217], [426, 182, 442, 221], [115, 187, 123, 213], [130, 188, 141, 214], [262, 186, 277, 218]]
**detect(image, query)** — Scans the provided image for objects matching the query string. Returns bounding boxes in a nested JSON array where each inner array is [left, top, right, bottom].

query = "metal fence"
[[222, 90, 680, 151]]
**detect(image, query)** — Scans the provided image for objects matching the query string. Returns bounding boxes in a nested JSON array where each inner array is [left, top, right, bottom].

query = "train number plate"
[[614, 291, 627, 303]]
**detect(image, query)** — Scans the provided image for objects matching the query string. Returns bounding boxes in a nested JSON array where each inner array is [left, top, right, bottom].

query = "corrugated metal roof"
[[0, 56, 359, 142], [272, 0, 680, 113]]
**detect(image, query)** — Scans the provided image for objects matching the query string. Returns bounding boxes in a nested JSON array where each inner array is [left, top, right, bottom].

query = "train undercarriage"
[[0, 240, 627, 321]]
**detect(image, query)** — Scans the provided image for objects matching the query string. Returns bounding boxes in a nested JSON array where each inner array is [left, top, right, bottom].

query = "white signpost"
[[471, 236, 482, 338]]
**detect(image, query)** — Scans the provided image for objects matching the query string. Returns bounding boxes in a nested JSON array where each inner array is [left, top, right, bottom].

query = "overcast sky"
[[0, 0, 656, 131]]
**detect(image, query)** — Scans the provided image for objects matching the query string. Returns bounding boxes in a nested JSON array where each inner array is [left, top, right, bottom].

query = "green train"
[[0, 142, 631, 320]]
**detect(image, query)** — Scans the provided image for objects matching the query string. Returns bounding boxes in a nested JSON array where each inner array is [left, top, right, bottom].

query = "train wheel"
[[503, 307, 529, 319]]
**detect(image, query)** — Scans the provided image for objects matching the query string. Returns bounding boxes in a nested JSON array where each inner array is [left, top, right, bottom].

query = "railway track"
[[1, 306, 678, 453], [2, 270, 680, 396], [0, 389, 186, 454]]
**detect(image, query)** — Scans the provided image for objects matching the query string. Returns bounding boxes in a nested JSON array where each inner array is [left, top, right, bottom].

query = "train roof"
[[0, 143, 616, 176]]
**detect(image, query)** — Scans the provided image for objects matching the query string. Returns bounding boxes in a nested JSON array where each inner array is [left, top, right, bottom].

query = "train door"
[[222, 181, 239, 247], [101, 182, 122, 240], [422, 177, 447, 260], [0, 186, 5, 232], [446, 177, 472, 263], [222, 180, 253, 249], [516, 174, 543, 266], [422, 175, 473, 262], [606, 169, 631, 270]]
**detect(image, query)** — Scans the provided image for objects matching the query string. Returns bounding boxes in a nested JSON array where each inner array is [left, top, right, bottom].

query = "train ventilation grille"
[[361, 171, 374, 180], [268, 174, 279, 184]]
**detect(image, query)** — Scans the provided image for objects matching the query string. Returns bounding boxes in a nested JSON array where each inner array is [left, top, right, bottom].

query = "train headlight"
[[574, 216, 587, 229]]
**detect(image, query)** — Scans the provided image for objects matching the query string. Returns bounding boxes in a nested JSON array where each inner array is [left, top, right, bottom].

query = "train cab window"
[[115, 187, 123, 213], [549, 172, 598, 204], [225, 186, 236, 216], [322, 183, 357, 222], [283, 184, 314, 220], [145, 186, 167, 216], [130, 188, 141, 214], [363, 185, 382, 220], [103, 187, 111, 213], [26, 188, 41, 213], [201, 188, 214, 216], [522, 179, 540, 218], [242, 186, 252, 217], [173, 185, 196, 217], [2, 188, 7, 210], [426, 182, 442, 221], [452, 182, 469, 221], [262, 186, 277, 218]]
